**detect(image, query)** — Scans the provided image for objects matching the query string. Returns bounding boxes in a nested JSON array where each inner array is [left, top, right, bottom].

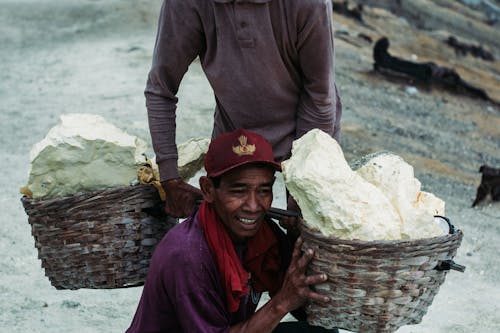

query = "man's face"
[[204, 165, 275, 242]]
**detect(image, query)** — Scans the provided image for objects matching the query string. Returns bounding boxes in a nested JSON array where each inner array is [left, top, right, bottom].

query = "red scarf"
[[198, 201, 283, 313]]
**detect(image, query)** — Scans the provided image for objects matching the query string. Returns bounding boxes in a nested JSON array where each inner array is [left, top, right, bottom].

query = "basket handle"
[[195, 201, 300, 221], [266, 207, 300, 220], [196, 199, 300, 220], [435, 259, 466, 272]]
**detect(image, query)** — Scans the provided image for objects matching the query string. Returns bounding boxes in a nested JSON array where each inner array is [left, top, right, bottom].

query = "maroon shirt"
[[126, 213, 267, 333], [146, 0, 342, 181]]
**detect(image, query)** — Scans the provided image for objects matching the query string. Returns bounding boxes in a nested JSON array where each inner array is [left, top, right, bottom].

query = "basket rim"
[[21, 184, 155, 205], [300, 222, 463, 247]]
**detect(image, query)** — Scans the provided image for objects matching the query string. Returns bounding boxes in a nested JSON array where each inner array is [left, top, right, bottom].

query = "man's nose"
[[243, 191, 259, 212]]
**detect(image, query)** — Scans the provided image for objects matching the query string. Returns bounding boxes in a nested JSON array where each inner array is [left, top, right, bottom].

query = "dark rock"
[[472, 165, 500, 206], [445, 36, 494, 61], [373, 37, 493, 102], [332, 0, 364, 23]]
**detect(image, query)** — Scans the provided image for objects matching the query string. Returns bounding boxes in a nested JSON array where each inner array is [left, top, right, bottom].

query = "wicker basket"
[[301, 224, 463, 333], [21, 184, 177, 290]]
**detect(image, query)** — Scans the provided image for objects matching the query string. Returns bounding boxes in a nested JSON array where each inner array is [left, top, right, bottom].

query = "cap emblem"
[[232, 135, 255, 156]]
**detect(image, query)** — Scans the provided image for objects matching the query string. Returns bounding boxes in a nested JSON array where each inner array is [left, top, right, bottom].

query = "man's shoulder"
[[161, 215, 206, 246], [153, 214, 211, 264], [280, 0, 331, 22], [149, 215, 220, 289]]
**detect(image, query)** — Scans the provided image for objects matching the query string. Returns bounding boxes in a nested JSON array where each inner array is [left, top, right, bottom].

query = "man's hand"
[[228, 237, 329, 333], [273, 237, 330, 312], [161, 178, 203, 218]]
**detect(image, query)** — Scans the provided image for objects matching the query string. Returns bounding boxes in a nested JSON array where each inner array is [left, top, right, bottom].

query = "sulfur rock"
[[282, 129, 402, 241], [355, 152, 445, 239], [282, 129, 446, 241], [415, 191, 446, 216], [25, 113, 148, 199], [177, 138, 210, 181]]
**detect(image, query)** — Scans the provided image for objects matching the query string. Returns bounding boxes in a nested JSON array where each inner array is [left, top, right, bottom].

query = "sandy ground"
[[1, 0, 499, 332]]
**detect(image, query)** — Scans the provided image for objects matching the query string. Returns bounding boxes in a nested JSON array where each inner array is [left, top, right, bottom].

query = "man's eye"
[[258, 188, 272, 195]]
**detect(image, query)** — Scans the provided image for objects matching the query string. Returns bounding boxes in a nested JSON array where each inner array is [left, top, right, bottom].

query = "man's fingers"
[[290, 238, 317, 275], [279, 216, 300, 232], [304, 274, 330, 303], [164, 201, 186, 218], [278, 216, 293, 229], [306, 290, 331, 304], [182, 182, 203, 197], [305, 273, 328, 286], [291, 237, 303, 261], [168, 194, 199, 217], [162, 179, 203, 217], [297, 247, 315, 270]]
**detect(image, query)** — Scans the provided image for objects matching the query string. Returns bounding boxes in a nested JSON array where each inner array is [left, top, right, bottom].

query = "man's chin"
[[236, 219, 262, 237]]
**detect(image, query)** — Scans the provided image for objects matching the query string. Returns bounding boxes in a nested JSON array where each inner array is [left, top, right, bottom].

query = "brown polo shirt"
[[146, 0, 342, 181]]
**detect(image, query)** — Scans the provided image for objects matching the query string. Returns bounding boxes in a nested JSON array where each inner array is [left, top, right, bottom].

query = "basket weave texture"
[[21, 184, 177, 290], [301, 225, 463, 333]]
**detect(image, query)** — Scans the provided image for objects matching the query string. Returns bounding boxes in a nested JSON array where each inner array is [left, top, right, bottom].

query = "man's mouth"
[[237, 217, 258, 225]]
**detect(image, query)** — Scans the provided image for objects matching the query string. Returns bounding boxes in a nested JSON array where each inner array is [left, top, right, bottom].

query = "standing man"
[[147, 0, 342, 217], [126, 129, 336, 332]]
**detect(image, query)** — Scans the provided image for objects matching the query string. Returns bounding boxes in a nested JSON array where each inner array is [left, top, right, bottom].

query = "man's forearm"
[[146, 90, 180, 181], [229, 296, 288, 333]]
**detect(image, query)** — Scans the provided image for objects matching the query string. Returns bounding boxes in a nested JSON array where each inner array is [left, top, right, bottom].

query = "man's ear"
[[199, 176, 215, 203]]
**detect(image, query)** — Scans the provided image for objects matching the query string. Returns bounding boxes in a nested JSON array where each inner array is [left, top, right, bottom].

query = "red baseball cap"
[[204, 129, 281, 177]]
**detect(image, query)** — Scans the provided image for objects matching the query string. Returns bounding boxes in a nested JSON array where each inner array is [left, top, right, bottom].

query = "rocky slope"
[[331, 0, 499, 205]]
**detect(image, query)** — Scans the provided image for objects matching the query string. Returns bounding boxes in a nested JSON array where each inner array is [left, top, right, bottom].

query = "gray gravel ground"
[[1, 1, 499, 332]]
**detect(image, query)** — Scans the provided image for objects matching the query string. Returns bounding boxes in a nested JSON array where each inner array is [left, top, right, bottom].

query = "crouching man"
[[126, 129, 336, 333]]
